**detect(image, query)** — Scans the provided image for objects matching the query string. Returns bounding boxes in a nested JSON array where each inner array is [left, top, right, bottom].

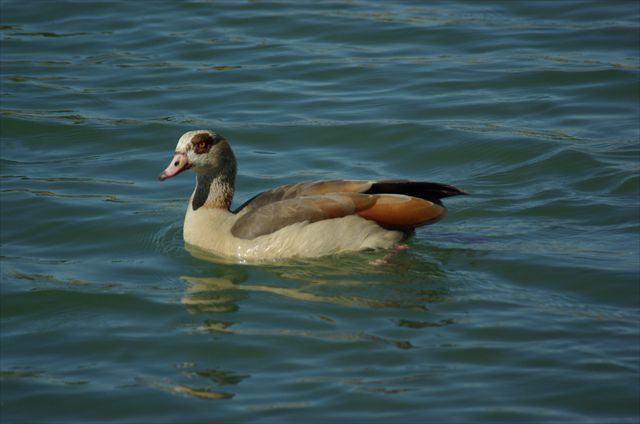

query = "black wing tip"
[[443, 184, 468, 197], [368, 180, 468, 200]]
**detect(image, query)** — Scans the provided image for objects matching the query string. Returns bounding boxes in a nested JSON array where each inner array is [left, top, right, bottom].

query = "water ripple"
[[1, 0, 638, 422]]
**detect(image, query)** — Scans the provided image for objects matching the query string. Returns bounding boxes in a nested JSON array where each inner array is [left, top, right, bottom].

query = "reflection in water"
[[175, 251, 453, 401], [180, 247, 451, 313], [179, 254, 451, 353], [143, 363, 249, 401], [191, 368, 250, 386], [183, 275, 429, 312], [200, 320, 235, 334], [181, 286, 242, 314], [182, 275, 422, 350], [174, 366, 250, 401], [173, 385, 234, 400]]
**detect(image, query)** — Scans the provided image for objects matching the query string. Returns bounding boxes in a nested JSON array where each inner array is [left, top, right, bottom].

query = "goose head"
[[159, 130, 237, 181]]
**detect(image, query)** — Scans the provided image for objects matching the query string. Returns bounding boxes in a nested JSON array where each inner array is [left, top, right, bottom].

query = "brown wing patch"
[[356, 195, 446, 230], [233, 180, 373, 214], [293, 180, 373, 196]]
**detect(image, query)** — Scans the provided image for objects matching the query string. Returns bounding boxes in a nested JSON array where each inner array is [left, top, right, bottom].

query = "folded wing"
[[231, 192, 375, 239], [230, 180, 465, 240]]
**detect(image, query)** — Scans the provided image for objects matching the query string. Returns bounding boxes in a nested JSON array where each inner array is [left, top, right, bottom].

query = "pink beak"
[[159, 153, 190, 181]]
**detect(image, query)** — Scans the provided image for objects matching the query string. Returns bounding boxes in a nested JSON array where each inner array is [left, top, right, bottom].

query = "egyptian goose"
[[160, 130, 465, 261]]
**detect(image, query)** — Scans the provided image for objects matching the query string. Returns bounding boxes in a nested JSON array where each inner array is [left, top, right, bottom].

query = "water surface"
[[1, 1, 639, 422]]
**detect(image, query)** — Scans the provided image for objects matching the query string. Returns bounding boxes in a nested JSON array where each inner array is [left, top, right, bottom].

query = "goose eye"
[[192, 134, 215, 153]]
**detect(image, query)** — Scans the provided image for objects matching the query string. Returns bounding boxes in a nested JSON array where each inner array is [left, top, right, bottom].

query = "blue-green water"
[[1, 1, 639, 422]]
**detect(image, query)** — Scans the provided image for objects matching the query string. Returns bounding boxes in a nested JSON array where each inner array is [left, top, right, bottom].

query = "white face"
[[177, 130, 221, 172], [160, 130, 234, 181]]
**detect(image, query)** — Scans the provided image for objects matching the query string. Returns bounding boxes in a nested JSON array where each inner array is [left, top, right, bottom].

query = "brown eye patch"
[[191, 133, 218, 154]]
